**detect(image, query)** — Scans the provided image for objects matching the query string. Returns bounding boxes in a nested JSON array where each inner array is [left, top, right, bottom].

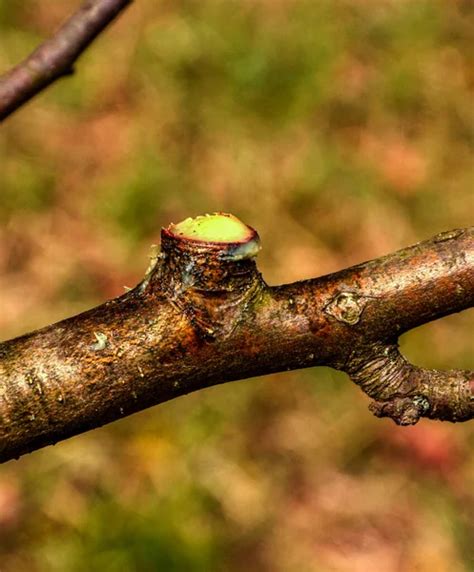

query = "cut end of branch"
[[164, 213, 261, 261], [170, 213, 253, 243]]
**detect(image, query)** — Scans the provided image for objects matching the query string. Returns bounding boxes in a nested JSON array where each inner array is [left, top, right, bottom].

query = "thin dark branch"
[[0, 0, 132, 122]]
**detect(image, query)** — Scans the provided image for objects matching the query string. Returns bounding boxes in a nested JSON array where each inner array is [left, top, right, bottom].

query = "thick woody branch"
[[0, 215, 473, 463], [0, 0, 132, 122]]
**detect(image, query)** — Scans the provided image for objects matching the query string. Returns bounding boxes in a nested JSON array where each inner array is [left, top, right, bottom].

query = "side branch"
[[0, 215, 472, 463], [345, 343, 473, 425], [0, 0, 132, 122]]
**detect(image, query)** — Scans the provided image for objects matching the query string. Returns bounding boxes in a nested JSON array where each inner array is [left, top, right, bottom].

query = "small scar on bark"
[[324, 292, 369, 325]]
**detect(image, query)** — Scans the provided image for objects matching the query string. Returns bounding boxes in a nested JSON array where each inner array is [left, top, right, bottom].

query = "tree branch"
[[0, 0, 132, 122], [0, 214, 472, 463]]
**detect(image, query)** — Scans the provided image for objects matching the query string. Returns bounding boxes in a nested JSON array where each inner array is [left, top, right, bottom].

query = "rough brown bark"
[[0, 0, 132, 122], [0, 218, 473, 464]]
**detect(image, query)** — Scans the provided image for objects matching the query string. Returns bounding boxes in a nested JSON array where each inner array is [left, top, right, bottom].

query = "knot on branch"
[[150, 213, 266, 339], [369, 395, 430, 425]]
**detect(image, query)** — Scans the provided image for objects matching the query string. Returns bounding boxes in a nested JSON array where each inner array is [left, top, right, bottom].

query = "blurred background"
[[0, 1, 473, 570]]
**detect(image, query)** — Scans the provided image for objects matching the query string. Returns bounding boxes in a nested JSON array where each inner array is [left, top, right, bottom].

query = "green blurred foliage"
[[0, 1, 473, 571]]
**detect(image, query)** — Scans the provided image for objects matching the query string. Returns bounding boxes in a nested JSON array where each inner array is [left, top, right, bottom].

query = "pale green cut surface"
[[171, 213, 252, 243]]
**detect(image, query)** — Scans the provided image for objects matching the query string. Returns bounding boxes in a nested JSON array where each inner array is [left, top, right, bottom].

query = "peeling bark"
[[0, 217, 473, 463]]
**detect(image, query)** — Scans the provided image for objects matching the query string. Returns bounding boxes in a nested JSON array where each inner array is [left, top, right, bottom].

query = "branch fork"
[[345, 342, 474, 425], [0, 214, 473, 463]]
